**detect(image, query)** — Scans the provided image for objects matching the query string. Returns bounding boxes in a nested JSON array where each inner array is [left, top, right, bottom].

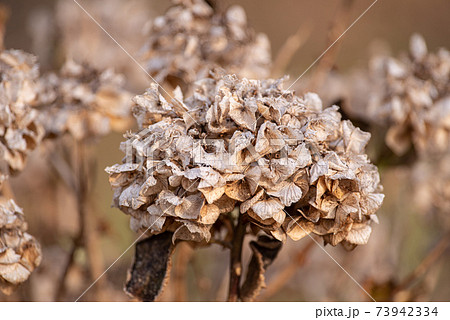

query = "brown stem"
[[308, 0, 355, 91], [55, 242, 78, 300], [0, 4, 9, 51], [258, 239, 315, 301], [172, 242, 194, 301], [227, 214, 247, 302], [395, 232, 450, 292], [53, 141, 106, 301], [1, 179, 16, 200], [271, 23, 312, 77], [76, 142, 108, 301]]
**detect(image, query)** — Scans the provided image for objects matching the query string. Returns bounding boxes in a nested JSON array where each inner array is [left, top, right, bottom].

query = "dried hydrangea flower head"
[[0, 199, 42, 295], [107, 74, 383, 249], [368, 34, 450, 156], [35, 59, 133, 141], [140, 0, 271, 89], [55, 0, 153, 89], [0, 50, 44, 176]]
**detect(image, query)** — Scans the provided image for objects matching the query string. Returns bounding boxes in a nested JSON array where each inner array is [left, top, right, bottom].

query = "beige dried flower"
[[107, 74, 383, 249], [140, 0, 271, 89], [0, 199, 42, 295], [368, 34, 450, 156], [0, 50, 44, 176], [35, 59, 133, 141]]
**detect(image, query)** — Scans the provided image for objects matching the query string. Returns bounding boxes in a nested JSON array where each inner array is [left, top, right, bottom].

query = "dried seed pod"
[[107, 74, 383, 248], [35, 60, 133, 141], [368, 34, 450, 156], [0, 199, 42, 295], [0, 50, 44, 176], [140, 0, 271, 89]]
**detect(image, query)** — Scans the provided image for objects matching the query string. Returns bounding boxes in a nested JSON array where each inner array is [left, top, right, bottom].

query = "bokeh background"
[[1, 0, 449, 301]]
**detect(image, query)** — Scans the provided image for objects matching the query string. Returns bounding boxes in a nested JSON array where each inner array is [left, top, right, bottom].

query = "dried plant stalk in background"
[[140, 0, 271, 90], [0, 199, 42, 295], [32, 59, 134, 300], [412, 153, 450, 228]]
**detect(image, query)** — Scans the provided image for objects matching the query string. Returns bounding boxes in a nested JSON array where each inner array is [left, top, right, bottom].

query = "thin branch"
[[227, 214, 247, 302], [258, 239, 315, 301], [395, 232, 450, 292], [75, 141, 108, 301], [1, 179, 16, 200], [0, 4, 9, 51], [308, 0, 355, 91], [52, 140, 107, 301], [172, 242, 194, 302], [271, 23, 312, 77], [55, 242, 78, 300]]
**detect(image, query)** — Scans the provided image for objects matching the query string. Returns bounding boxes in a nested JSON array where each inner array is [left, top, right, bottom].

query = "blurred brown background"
[[1, 0, 449, 301]]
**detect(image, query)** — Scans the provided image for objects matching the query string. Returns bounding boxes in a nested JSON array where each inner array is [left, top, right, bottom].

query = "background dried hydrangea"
[[55, 0, 153, 90], [0, 199, 42, 295], [35, 59, 133, 141], [140, 0, 271, 90], [0, 49, 44, 176], [107, 74, 383, 249], [368, 34, 450, 157]]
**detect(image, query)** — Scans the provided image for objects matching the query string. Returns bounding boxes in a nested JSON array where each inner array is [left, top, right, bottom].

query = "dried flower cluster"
[[0, 50, 44, 177], [140, 0, 271, 89], [107, 74, 383, 249], [0, 49, 42, 295], [368, 34, 450, 156], [0, 199, 42, 295], [35, 60, 133, 141], [55, 0, 153, 89]]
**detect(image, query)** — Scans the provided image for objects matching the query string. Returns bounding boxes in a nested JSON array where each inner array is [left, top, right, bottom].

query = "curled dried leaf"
[[241, 235, 282, 301], [125, 232, 174, 301]]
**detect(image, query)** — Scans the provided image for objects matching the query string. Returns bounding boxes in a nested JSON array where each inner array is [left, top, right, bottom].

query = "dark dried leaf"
[[125, 232, 174, 301], [240, 235, 282, 301]]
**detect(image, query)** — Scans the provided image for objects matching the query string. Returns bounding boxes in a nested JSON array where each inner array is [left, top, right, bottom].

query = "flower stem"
[[227, 214, 247, 302]]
